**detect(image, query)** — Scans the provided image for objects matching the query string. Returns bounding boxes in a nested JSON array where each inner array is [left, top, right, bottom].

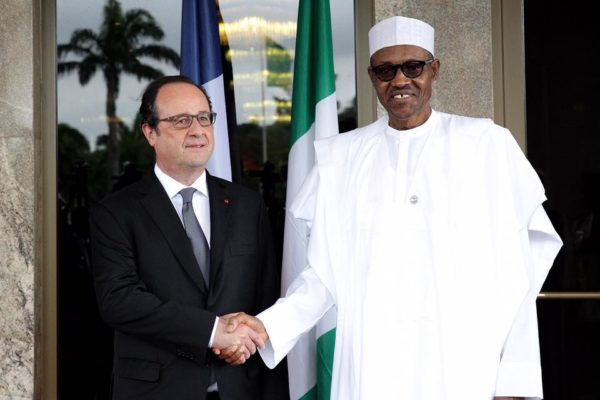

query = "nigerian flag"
[[282, 0, 338, 398]]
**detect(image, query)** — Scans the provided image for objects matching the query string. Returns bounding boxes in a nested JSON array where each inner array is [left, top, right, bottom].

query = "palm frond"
[[78, 57, 100, 84], [124, 10, 164, 41], [132, 45, 180, 69], [57, 61, 80, 76], [57, 44, 90, 59], [58, 28, 100, 60], [124, 62, 164, 81], [69, 29, 100, 48]]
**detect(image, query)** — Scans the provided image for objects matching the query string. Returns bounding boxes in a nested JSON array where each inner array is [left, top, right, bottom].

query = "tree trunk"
[[106, 76, 120, 178]]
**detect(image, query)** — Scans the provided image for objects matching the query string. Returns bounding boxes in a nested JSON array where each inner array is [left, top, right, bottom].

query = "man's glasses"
[[155, 111, 217, 129], [370, 59, 435, 81]]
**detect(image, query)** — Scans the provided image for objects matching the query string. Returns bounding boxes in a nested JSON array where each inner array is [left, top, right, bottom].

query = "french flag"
[[180, 0, 232, 181]]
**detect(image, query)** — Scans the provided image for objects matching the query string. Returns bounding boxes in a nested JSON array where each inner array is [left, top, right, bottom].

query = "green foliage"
[[58, 116, 156, 204], [58, 123, 91, 201], [118, 114, 155, 172]]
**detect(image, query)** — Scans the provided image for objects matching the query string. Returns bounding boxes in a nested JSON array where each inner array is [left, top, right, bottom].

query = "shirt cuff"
[[208, 316, 219, 348], [257, 335, 277, 369], [256, 311, 289, 369]]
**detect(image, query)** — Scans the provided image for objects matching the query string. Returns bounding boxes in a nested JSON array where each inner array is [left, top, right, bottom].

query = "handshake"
[[211, 312, 267, 366]]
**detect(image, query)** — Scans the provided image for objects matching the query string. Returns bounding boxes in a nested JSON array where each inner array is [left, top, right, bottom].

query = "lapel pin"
[[224, 198, 230, 204]]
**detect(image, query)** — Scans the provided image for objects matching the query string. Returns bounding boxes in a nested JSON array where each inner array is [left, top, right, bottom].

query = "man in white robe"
[[218, 15, 562, 400]]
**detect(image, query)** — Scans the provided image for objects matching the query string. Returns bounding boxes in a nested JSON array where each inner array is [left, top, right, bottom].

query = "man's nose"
[[390, 69, 412, 85]]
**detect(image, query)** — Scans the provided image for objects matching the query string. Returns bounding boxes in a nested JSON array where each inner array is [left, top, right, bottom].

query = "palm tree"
[[58, 0, 180, 175]]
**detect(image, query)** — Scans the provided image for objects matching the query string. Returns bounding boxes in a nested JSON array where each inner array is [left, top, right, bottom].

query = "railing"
[[539, 292, 600, 299]]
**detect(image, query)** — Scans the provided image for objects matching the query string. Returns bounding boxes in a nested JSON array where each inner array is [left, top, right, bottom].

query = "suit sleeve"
[[90, 202, 216, 365]]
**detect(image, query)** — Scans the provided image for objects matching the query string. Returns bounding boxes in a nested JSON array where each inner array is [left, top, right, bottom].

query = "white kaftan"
[[258, 110, 562, 400]]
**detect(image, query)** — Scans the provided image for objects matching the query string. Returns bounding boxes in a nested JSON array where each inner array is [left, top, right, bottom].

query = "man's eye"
[[377, 66, 394, 74], [404, 63, 421, 72], [174, 116, 192, 127], [198, 115, 209, 124]]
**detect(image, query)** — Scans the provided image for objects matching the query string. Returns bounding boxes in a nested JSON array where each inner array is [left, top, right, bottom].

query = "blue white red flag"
[[181, 0, 232, 181]]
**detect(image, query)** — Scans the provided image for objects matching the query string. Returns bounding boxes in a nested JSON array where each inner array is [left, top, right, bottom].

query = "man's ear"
[[141, 123, 156, 146], [431, 59, 440, 81]]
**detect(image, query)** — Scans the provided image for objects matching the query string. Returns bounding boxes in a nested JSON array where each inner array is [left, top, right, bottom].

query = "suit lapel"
[[207, 174, 232, 285], [138, 172, 208, 293]]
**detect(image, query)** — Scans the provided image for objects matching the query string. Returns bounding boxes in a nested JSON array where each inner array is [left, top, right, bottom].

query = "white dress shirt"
[[154, 164, 211, 244]]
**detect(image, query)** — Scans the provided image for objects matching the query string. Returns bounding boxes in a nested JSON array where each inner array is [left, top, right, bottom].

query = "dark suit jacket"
[[90, 171, 289, 400]]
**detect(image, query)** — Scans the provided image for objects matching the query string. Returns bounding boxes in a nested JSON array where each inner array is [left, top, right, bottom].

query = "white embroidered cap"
[[368, 16, 435, 57]]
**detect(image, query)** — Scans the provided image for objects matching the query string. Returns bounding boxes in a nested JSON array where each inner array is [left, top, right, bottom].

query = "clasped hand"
[[211, 312, 267, 365]]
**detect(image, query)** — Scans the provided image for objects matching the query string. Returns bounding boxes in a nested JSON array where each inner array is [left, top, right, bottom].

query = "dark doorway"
[[525, 1, 600, 398]]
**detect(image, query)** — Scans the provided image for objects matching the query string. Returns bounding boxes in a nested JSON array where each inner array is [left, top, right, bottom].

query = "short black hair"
[[138, 75, 212, 128]]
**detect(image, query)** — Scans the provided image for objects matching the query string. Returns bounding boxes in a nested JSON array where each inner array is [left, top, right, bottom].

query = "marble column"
[[0, 0, 36, 398]]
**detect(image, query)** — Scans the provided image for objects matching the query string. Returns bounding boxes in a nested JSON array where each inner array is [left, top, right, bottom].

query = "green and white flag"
[[283, 0, 338, 398]]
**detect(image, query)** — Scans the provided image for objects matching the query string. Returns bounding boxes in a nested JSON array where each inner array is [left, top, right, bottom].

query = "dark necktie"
[[179, 188, 210, 286]]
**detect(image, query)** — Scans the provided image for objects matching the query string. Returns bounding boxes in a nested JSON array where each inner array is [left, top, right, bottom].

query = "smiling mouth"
[[393, 93, 412, 99], [185, 143, 206, 149]]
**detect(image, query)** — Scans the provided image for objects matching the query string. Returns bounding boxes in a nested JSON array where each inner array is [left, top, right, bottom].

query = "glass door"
[[56, 0, 356, 397], [524, 1, 600, 398]]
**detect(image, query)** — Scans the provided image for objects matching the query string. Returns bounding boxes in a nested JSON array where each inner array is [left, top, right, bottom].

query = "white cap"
[[368, 16, 435, 57]]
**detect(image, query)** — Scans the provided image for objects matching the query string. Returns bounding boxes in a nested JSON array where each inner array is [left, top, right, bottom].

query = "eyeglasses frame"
[[370, 59, 436, 82], [153, 111, 217, 129]]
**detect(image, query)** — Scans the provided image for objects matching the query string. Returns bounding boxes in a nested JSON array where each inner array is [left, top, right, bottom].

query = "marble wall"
[[374, 0, 494, 119], [0, 0, 36, 399]]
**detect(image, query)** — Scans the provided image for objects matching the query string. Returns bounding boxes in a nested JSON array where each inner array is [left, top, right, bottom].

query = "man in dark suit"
[[90, 75, 289, 400]]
